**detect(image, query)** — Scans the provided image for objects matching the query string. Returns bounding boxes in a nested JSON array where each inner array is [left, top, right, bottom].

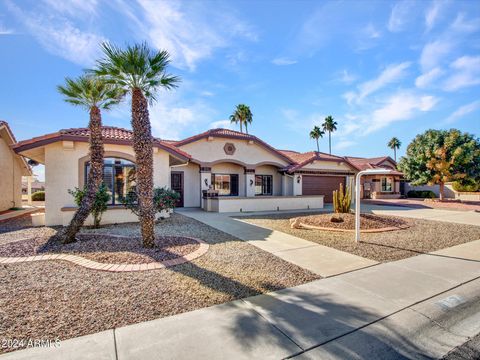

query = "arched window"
[[85, 158, 136, 205]]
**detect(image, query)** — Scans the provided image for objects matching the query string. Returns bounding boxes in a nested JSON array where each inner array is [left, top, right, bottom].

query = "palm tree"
[[309, 126, 324, 152], [93, 42, 179, 248], [58, 75, 123, 244], [322, 115, 338, 154], [388, 137, 401, 162], [229, 104, 253, 133]]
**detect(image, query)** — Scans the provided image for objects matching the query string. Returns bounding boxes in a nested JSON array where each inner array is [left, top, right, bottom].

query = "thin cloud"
[[415, 67, 444, 88], [425, 1, 444, 32], [443, 55, 480, 91], [444, 100, 480, 124], [387, 1, 412, 32], [6, 1, 105, 66], [42, 0, 98, 17], [337, 69, 357, 84], [210, 120, 234, 130], [113, 0, 257, 71], [348, 62, 411, 103], [271, 58, 297, 66], [451, 13, 480, 33], [419, 39, 453, 71]]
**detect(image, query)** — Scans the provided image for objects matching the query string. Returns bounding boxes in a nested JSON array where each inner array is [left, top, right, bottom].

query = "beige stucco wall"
[[172, 162, 201, 207], [203, 195, 324, 212], [44, 141, 171, 226], [0, 136, 23, 211], [302, 160, 353, 171], [178, 137, 289, 167]]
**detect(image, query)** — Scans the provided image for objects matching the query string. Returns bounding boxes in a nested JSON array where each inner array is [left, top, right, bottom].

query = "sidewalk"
[[0, 206, 42, 222], [3, 240, 480, 360], [178, 208, 378, 277]]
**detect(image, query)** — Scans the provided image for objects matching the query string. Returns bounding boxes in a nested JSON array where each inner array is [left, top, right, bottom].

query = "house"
[[0, 121, 32, 211], [344, 156, 403, 199], [13, 126, 401, 226]]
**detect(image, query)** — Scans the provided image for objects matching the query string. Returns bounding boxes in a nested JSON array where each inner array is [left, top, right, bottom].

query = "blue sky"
[[1, 0, 479, 181]]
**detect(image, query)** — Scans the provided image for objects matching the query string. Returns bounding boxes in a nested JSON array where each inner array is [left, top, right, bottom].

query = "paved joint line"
[[270, 244, 321, 254], [113, 328, 119, 360], [239, 298, 305, 353], [409, 307, 471, 340], [284, 274, 480, 359]]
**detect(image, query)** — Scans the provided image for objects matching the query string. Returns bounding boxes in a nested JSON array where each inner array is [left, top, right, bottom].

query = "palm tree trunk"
[[245, 122, 248, 134], [394, 148, 397, 162], [329, 131, 332, 154], [132, 87, 156, 248], [439, 182, 445, 201], [240, 121, 243, 133], [62, 106, 104, 244], [316, 139, 319, 152]]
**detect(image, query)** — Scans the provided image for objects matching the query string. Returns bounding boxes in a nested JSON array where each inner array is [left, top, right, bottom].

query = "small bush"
[[407, 190, 436, 198], [68, 184, 110, 228], [452, 179, 479, 192], [121, 186, 180, 217], [31, 191, 45, 201]]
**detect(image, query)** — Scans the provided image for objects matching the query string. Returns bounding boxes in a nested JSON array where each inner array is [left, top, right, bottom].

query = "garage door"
[[302, 175, 346, 202]]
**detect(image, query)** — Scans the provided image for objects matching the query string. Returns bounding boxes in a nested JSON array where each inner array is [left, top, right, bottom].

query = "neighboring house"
[[345, 156, 403, 199], [22, 179, 45, 195], [13, 126, 401, 225], [0, 121, 32, 211]]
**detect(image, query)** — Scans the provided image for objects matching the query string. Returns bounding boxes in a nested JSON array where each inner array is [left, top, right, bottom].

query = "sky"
[[1, 0, 479, 181]]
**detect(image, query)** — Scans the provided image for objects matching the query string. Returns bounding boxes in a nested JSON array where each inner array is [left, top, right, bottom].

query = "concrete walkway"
[[3, 239, 480, 360], [178, 208, 378, 277], [0, 206, 41, 222]]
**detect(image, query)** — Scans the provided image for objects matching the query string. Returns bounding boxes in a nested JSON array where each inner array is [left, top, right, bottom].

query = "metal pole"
[[355, 171, 362, 243]]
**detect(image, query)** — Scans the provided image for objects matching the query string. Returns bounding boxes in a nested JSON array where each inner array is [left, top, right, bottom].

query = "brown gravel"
[[0, 234, 201, 264], [297, 213, 408, 230], [0, 213, 318, 353], [240, 213, 480, 263]]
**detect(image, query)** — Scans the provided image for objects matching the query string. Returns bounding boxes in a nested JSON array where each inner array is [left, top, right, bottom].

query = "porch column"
[[293, 173, 302, 196], [27, 176, 32, 205], [245, 168, 255, 197], [200, 166, 211, 207]]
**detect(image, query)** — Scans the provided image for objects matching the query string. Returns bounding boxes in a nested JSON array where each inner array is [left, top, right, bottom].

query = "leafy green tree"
[[309, 126, 324, 152], [322, 115, 337, 154], [229, 104, 253, 133], [398, 129, 480, 200], [58, 75, 123, 243], [93, 42, 179, 248], [68, 184, 111, 228], [387, 137, 401, 162]]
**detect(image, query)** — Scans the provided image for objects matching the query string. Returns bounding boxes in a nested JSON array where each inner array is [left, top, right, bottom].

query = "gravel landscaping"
[[0, 233, 201, 264], [239, 212, 480, 262], [295, 213, 408, 231], [0, 213, 318, 353]]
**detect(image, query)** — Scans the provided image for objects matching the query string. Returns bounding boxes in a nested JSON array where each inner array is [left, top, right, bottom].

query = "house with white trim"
[[13, 126, 402, 226]]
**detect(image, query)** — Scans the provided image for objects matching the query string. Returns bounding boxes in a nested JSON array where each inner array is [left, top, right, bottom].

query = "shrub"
[[68, 184, 110, 228], [31, 191, 45, 201], [407, 190, 436, 198], [452, 179, 479, 192], [333, 181, 352, 213], [121, 186, 180, 217]]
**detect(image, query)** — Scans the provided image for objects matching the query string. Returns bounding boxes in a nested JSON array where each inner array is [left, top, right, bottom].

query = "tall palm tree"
[[309, 126, 324, 152], [322, 115, 338, 154], [58, 75, 123, 244], [388, 137, 401, 162], [93, 42, 179, 248], [229, 104, 253, 133]]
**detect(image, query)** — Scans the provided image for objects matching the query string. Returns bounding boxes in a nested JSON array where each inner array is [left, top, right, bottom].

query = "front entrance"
[[302, 175, 346, 202], [171, 172, 184, 207]]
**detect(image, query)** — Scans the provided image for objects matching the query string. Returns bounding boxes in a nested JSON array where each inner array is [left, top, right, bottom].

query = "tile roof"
[[280, 151, 356, 173], [0, 120, 32, 175], [13, 126, 191, 161]]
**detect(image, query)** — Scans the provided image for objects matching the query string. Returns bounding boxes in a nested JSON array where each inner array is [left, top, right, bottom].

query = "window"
[[381, 177, 393, 192], [211, 174, 239, 196], [85, 158, 136, 205], [255, 175, 273, 196]]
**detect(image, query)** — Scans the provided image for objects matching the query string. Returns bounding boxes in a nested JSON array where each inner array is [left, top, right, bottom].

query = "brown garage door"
[[302, 175, 346, 202]]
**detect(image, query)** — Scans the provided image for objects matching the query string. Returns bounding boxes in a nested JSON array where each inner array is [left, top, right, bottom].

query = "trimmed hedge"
[[31, 191, 45, 201], [452, 179, 479, 192], [407, 190, 436, 199]]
